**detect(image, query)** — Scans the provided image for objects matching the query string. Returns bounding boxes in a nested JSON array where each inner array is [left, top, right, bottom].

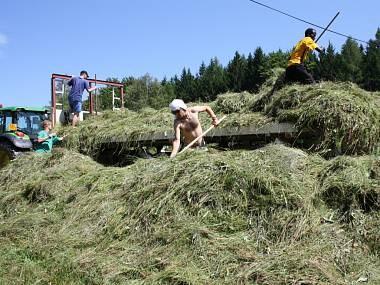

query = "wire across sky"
[[248, 0, 371, 45]]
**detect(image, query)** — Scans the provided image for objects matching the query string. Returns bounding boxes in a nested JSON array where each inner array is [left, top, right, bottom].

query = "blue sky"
[[0, 0, 379, 106]]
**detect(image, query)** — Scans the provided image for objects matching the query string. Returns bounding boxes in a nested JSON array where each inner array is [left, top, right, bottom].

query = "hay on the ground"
[[260, 82, 380, 156], [0, 145, 379, 284]]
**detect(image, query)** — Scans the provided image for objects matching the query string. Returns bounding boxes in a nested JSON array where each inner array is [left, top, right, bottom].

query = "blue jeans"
[[69, 100, 82, 113]]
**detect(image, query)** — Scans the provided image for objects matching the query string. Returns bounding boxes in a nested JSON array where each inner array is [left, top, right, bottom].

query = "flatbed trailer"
[[95, 121, 302, 166], [105, 121, 296, 147]]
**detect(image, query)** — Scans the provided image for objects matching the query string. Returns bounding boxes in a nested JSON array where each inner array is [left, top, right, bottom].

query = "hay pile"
[[63, 108, 175, 154], [213, 91, 256, 113], [2, 74, 379, 283], [260, 82, 380, 156], [62, 101, 270, 155], [60, 77, 380, 157], [0, 145, 379, 284]]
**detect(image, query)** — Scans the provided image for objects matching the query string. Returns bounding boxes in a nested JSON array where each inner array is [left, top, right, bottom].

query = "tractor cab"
[[0, 106, 50, 167], [0, 107, 49, 139]]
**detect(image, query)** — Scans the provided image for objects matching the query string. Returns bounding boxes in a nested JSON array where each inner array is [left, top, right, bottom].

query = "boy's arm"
[[37, 136, 49, 143], [52, 135, 64, 144], [87, 86, 97, 92], [85, 80, 97, 92], [315, 46, 325, 53], [170, 122, 181, 158], [190, 106, 219, 126], [37, 133, 50, 143], [306, 38, 324, 53]]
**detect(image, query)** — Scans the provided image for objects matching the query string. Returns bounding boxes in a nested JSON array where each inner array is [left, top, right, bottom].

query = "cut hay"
[[61, 105, 270, 156], [257, 67, 286, 96], [0, 145, 379, 284], [59, 77, 380, 158], [261, 82, 380, 156], [318, 155, 380, 219], [213, 91, 258, 113]]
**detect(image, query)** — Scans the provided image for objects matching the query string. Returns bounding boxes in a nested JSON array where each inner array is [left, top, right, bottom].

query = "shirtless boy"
[[169, 99, 219, 158]]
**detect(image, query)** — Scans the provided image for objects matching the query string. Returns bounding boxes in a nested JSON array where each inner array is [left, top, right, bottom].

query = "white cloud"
[[0, 33, 8, 46]]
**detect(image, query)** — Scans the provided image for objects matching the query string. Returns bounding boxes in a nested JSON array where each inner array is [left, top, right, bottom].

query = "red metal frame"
[[51, 73, 124, 126]]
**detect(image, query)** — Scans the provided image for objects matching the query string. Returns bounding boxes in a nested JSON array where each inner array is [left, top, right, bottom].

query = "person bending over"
[[169, 99, 219, 158]]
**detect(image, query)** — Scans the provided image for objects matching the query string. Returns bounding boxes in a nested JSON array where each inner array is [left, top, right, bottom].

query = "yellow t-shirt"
[[288, 36, 318, 66]]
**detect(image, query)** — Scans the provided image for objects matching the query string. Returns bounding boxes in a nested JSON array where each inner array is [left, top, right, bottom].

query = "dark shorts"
[[69, 100, 82, 113], [285, 64, 315, 84]]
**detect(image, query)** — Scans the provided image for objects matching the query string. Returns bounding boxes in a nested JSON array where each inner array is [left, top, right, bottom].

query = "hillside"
[[1, 78, 380, 284]]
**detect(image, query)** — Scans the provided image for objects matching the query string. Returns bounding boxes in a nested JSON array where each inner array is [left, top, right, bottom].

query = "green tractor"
[[0, 106, 50, 168]]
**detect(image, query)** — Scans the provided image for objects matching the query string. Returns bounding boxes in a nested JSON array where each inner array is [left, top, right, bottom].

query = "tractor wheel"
[[0, 141, 17, 168]]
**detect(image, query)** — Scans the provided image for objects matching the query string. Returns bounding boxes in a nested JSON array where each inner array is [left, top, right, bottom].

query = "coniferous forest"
[[96, 28, 380, 111]]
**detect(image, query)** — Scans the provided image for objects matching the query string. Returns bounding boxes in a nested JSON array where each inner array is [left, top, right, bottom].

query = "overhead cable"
[[248, 0, 371, 45]]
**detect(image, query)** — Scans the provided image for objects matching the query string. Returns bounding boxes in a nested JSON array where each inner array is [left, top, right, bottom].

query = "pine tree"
[[180, 68, 197, 102], [198, 57, 227, 101], [267, 49, 288, 69], [338, 38, 364, 83], [243, 53, 255, 92], [195, 62, 206, 100], [363, 28, 380, 91], [243, 53, 256, 92], [317, 42, 339, 81], [173, 68, 194, 102], [251, 47, 269, 92], [198, 62, 206, 77], [226, 51, 247, 92]]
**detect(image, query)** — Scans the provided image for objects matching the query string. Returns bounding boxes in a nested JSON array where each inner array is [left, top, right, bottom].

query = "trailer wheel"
[[0, 141, 17, 168]]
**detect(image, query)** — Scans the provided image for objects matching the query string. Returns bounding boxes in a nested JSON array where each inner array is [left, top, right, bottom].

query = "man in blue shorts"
[[68, 70, 97, 127]]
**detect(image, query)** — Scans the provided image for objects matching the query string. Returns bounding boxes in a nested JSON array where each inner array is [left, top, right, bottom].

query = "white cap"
[[169, 99, 187, 112]]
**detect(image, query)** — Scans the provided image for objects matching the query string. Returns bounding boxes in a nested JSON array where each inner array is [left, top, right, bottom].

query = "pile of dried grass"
[[261, 82, 380, 156], [61, 105, 270, 156], [213, 91, 257, 113], [0, 145, 379, 284], [318, 155, 380, 219], [60, 76, 380, 158]]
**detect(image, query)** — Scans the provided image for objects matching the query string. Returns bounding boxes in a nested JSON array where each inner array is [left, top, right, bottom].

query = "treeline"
[[96, 28, 380, 111], [96, 47, 285, 111]]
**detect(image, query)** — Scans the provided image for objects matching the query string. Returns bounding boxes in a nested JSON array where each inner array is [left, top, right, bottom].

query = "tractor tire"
[[0, 141, 17, 168]]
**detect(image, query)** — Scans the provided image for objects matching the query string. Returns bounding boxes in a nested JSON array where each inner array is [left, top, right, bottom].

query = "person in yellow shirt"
[[285, 28, 325, 84]]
